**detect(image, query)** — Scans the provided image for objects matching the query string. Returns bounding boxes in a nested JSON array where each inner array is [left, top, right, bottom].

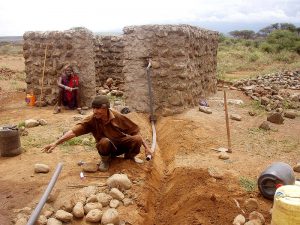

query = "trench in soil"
[[140, 115, 271, 225]]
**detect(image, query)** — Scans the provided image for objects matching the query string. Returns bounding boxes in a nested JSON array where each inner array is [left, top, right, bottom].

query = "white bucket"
[[271, 185, 300, 225]]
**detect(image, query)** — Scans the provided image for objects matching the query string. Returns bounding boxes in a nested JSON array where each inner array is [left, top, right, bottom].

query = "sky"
[[0, 0, 299, 36]]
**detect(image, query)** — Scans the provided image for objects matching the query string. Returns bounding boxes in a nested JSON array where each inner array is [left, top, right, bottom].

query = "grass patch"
[[239, 177, 257, 192], [62, 135, 95, 147], [217, 41, 300, 81], [0, 43, 23, 55]]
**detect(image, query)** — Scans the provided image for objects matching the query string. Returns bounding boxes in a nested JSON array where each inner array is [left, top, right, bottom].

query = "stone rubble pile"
[[14, 173, 135, 225], [233, 70, 300, 112]]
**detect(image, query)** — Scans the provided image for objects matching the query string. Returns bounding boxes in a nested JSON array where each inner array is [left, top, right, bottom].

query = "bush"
[[267, 30, 300, 52], [273, 51, 296, 63], [293, 41, 300, 54], [260, 42, 275, 53], [248, 53, 259, 62]]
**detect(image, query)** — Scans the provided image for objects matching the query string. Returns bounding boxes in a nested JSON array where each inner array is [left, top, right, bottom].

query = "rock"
[[25, 119, 40, 128], [244, 219, 261, 225], [38, 119, 48, 126], [47, 189, 59, 203], [43, 210, 54, 218], [230, 114, 242, 121], [35, 101, 47, 107], [109, 188, 124, 201], [85, 209, 103, 223], [82, 163, 98, 172], [34, 164, 50, 173], [13, 207, 32, 214], [208, 167, 224, 179], [109, 199, 120, 208], [79, 186, 98, 198], [267, 113, 284, 124], [47, 218, 62, 225], [72, 202, 84, 218], [199, 106, 212, 114], [58, 198, 74, 212], [86, 194, 98, 203], [244, 198, 259, 212], [293, 163, 300, 172], [15, 217, 27, 225], [248, 111, 257, 116], [123, 198, 133, 206], [97, 193, 113, 207], [219, 152, 230, 160], [249, 211, 265, 224], [260, 97, 270, 106], [54, 210, 73, 222], [259, 121, 271, 131], [233, 214, 246, 225], [83, 202, 102, 214], [101, 209, 120, 225], [106, 78, 113, 87], [36, 215, 47, 225], [284, 111, 296, 119], [107, 174, 132, 190]]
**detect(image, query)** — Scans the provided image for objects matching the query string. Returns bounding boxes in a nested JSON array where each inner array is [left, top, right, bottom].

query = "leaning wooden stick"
[[39, 44, 48, 107], [224, 90, 232, 153]]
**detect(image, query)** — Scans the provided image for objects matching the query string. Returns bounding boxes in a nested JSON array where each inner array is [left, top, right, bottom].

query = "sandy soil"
[[0, 55, 300, 225]]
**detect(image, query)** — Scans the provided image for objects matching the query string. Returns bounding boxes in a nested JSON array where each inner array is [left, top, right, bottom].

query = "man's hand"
[[42, 143, 57, 153]]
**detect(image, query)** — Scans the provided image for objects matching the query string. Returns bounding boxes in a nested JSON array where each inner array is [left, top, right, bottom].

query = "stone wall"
[[122, 25, 219, 115], [23, 28, 96, 106], [94, 35, 124, 92], [23, 25, 218, 114]]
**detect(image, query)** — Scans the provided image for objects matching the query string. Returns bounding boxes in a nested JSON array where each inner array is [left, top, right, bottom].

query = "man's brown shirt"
[[72, 110, 140, 143]]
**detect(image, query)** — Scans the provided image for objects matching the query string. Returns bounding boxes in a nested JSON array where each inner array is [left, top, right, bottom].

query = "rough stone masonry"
[[23, 25, 218, 115]]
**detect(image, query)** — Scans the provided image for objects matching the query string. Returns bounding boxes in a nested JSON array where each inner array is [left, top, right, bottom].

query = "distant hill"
[[0, 36, 23, 43]]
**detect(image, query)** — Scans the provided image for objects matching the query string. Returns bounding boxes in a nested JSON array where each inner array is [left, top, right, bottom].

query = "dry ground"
[[0, 55, 300, 225]]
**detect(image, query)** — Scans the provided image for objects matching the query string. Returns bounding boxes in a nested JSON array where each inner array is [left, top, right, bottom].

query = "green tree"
[[267, 30, 300, 52], [259, 23, 297, 36], [229, 30, 256, 39]]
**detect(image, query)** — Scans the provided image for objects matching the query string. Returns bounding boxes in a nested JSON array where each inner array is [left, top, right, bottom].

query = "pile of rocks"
[[232, 198, 266, 225], [97, 77, 124, 98], [14, 173, 134, 225], [233, 70, 300, 112]]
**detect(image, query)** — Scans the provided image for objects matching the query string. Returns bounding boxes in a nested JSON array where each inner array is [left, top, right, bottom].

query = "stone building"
[[23, 25, 218, 115]]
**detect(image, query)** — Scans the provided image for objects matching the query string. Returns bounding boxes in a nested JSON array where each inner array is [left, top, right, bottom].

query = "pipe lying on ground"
[[27, 163, 63, 225]]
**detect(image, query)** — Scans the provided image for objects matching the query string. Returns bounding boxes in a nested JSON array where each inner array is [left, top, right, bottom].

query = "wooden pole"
[[39, 44, 48, 106], [224, 90, 232, 153]]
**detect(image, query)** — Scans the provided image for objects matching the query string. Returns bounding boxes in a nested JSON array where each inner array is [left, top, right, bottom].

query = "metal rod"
[[27, 163, 63, 225], [224, 90, 232, 153], [39, 44, 48, 106], [146, 60, 155, 121], [145, 59, 157, 160]]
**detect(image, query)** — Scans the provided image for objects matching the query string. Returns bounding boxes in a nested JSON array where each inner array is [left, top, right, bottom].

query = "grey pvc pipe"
[[27, 163, 63, 225], [146, 121, 157, 161]]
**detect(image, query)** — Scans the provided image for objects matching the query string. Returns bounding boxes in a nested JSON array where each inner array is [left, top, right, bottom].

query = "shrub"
[[248, 53, 259, 62], [260, 42, 275, 53], [267, 30, 299, 52]]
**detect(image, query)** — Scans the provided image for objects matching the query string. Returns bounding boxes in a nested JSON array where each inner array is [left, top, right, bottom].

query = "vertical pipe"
[[26, 163, 63, 225], [224, 90, 232, 153]]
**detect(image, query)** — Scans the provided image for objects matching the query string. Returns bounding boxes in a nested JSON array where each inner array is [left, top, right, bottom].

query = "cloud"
[[0, 0, 299, 35]]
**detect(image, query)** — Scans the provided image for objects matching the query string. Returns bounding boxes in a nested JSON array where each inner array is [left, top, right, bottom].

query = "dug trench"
[[140, 113, 272, 225]]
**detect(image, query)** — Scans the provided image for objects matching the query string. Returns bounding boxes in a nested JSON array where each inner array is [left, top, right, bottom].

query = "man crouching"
[[42, 95, 152, 172]]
